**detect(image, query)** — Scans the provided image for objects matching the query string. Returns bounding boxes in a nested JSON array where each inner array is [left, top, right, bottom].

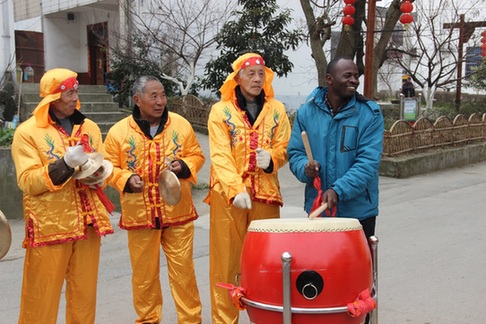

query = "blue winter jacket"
[[287, 87, 384, 220]]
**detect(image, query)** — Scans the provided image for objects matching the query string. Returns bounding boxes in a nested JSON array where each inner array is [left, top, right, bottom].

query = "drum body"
[[240, 218, 372, 324]]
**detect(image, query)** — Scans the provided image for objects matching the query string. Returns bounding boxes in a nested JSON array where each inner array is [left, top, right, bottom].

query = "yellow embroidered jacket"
[[206, 97, 291, 206], [11, 116, 114, 247], [104, 112, 204, 229]]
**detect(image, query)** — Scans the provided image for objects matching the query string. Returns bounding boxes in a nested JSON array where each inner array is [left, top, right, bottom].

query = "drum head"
[[158, 169, 181, 206], [0, 210, 12, 260], [248, 217, 362, 233]]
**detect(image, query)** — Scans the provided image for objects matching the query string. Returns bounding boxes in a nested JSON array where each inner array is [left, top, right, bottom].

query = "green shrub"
[[0, 127, 15, 147]]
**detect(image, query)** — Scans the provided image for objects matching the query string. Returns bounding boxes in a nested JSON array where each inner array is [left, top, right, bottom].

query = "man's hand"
[[128, 174, 144, 193], [322, 188, 339, 209], [64, 145, 89, 169], [170, 160, 182, 174], [255, 148, 271, 169], [304, 160, 320, 178], [233, 192, 252, 209]]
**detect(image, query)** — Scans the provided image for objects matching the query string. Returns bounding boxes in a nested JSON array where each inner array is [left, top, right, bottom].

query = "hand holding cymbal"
[[0, 210, 12, 260]]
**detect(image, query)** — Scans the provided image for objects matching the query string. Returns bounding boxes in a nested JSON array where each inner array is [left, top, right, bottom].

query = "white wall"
[[43, 13, 83, 71], [42, 7, 118, 72], [1, 0, 16, 79]]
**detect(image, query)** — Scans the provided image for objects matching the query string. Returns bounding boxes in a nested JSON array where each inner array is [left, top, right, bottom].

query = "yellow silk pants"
[[209, 184, 280, 324], [127, 222, 202, 324], [18, 226, 101, 324]]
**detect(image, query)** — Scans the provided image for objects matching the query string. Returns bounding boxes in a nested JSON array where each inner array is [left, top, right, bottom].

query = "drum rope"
[[216, 283, 247, 310], [347, 288, 376, 317]]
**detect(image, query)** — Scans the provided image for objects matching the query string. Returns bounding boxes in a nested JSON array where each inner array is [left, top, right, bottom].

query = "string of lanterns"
[[341, 0, 414, 30], [342, 0, 356, 31], [399, 0, 414, 26], [481, 31, 486, 57]]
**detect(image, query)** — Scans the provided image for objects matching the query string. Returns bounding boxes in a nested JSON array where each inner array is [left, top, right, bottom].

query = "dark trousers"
[[359, 216, 376, 239]]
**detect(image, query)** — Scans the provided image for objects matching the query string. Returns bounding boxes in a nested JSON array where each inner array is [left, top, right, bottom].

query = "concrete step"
[[21, 92, 116, 104], [20, 83, 109, 94], [97, 121, 117, 134], [78, 102, 121, 112], [18, 84, 129, 138], [83, 111, 127, 123], [21, 102, 122, 117]]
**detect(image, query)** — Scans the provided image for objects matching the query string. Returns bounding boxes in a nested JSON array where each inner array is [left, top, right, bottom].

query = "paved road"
[[1, 133, 486, 323]]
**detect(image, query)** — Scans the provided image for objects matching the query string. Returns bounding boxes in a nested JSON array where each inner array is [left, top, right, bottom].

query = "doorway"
[[87, 22, 109, 85]]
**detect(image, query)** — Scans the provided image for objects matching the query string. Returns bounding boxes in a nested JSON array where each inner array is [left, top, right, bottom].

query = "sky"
[[272, 0, 317, 98]]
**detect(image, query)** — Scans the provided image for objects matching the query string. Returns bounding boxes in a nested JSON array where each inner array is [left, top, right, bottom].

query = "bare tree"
[[299, 0, 403, 96], [111, 0, 236, 96], [299, 0, 339, 87], [387, 0, 484, 110], [377, 60, 401, 96]]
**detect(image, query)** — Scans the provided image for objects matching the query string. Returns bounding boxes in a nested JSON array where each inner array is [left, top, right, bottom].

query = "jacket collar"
[[310, 87, 358, 115], [49, 108, 85, 125], [235, 86, 265, 125], [132, 105, 169, 139]]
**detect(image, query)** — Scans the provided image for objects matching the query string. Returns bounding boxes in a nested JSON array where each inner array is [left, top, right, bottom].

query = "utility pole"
[[364, 0, 377, 99], [444, 15, 486, 111]]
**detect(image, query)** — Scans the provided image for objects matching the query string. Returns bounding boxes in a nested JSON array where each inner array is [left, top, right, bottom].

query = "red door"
[[87, 22, 109, 85]]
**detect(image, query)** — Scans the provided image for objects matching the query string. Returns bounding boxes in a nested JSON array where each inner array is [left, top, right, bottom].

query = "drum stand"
[[369, 236, 379, 324], [241, 235, 379, 324]]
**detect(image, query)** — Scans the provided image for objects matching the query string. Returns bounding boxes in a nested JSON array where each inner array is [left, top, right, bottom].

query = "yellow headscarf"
[[219, 53, 275, 101], [32, 68, 81, 128]]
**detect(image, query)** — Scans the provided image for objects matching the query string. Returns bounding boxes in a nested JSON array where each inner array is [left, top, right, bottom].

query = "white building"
[[0, 0, 16, 81], [10, 0, 124, 85]]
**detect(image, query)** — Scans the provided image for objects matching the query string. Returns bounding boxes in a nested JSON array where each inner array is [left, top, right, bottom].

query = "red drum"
[[239, 218, 372, 324]]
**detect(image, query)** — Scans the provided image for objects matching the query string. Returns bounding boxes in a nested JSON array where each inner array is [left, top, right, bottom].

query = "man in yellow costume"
[[104, 76, 204, 324], [11, 68, 114, 324], [205, 53, 291, 323]]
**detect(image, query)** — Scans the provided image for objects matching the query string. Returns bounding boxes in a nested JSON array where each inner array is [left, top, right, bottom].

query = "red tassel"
[[309, 177, 336, 217], [79, 134, 92, 152], [216, 283, 247, 310], [310, 176, 323, 213], [95, 185, 115, 214], [347, 288, 376, 317]]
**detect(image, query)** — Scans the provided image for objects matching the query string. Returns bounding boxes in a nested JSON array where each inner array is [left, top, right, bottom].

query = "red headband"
[[53, 77, 79, 94], [240, 56, 265, 70]]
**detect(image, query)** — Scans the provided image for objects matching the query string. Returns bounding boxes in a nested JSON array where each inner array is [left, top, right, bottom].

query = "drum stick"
[[301, 131, 314, 163], [308, 203, 328, 220]]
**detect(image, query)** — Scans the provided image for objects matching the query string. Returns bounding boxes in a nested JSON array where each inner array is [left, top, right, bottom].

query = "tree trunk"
[[299, 0, 328, 87]]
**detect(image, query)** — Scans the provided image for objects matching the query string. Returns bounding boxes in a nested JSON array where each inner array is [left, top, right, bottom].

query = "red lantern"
[[342, 0, 355, 30], [400, 13, 413, 25], [343, 5, 356, 16], [342, 16, 355, 26], [481, 31, 486, 57], [399, 0, 414, 26], [400, 1, 414, 13]]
